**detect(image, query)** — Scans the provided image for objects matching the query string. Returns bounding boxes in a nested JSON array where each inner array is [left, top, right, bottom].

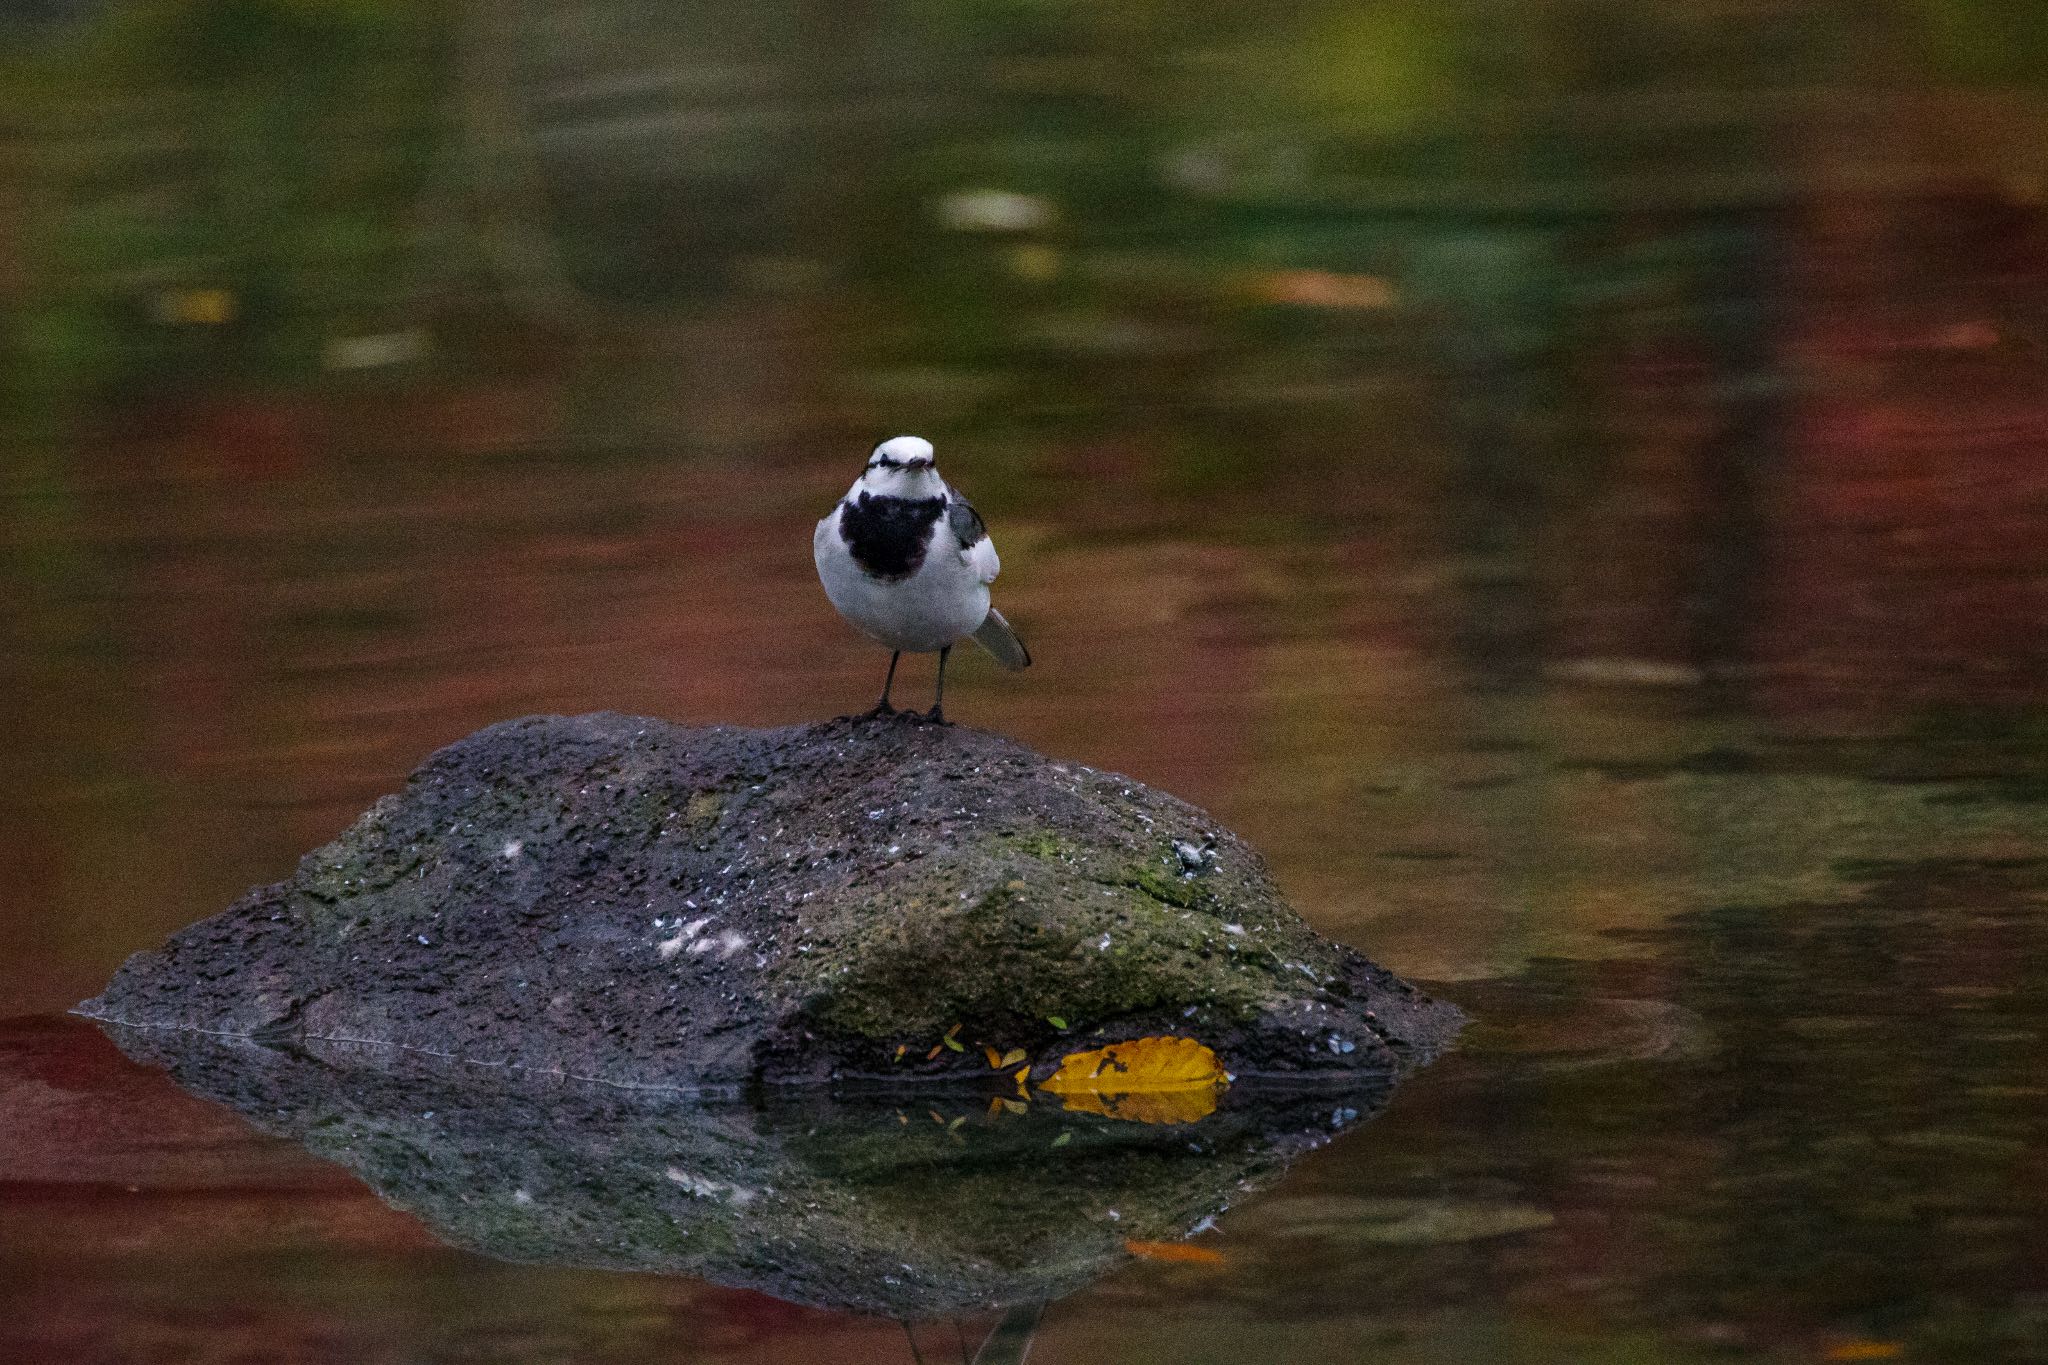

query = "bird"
[[814, 435, 1030, 722]]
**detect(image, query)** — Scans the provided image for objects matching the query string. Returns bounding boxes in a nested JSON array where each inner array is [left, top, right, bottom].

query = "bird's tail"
[[972, 607, 1031, 670]]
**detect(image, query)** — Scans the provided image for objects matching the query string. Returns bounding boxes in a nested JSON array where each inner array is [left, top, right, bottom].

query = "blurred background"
[[4, 3, 2048, 1362]]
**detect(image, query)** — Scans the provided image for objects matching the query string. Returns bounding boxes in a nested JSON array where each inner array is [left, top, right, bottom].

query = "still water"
[[5, 1, 2048, 1361]]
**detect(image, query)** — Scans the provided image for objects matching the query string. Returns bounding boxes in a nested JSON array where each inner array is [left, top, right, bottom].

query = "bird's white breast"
[[814, 506, 991, 653]]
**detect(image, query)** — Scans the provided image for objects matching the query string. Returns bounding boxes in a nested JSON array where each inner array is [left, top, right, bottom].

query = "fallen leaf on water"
[[947, 1116, 966, 1132], [1824, 1344, 1903, 1362], [893, 1045, 906, 1063], [926, 1045, 943, 1061], [1000, 1098, 1028, 1115], [1124, 1239, 1227, 1265], [1013, 1066, 1031, 1094], [1000, 1048, 1028, 1067], [1038, 1037, 1227, 1125], [987, 1097, 1004, 1118], [1051, 1131, 1072, 1147], [928, 1110, 945, 1126], [943, 1035, 965, 1052], [1047, 1016, 1068, 1030], [1039, 1036, 1224, 1093], [984, 1045, 1003, 1068]]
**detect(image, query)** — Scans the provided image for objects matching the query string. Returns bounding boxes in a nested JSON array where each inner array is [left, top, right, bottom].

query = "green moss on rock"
[[81, 713, 1461, 1088]]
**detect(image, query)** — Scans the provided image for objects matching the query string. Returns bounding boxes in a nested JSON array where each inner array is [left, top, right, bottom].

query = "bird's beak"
[[904, 457, 934, 470]]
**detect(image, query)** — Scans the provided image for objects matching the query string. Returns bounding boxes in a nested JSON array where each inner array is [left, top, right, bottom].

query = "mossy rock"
[[80, 713, 1461, 1088]]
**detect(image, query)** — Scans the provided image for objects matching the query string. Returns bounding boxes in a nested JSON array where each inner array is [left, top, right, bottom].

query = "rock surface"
[[80, 713, 1461, 1089]]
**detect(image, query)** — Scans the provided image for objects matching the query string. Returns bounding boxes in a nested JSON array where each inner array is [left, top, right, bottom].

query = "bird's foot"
[[858, 700, 897, 721], [925, 705, 949, 726]]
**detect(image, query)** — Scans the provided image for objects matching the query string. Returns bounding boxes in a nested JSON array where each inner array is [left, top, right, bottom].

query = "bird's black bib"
[[841, 493, 945, 580]]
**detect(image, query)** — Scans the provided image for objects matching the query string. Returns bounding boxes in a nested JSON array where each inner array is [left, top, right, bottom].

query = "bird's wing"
[[813, 503, 845, 565], [948, 496, 1001, 583]]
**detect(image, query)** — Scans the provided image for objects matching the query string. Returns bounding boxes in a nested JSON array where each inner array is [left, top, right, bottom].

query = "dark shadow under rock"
[[79, 713, 1461, 1089], [101, 1022, 1393, 1319]]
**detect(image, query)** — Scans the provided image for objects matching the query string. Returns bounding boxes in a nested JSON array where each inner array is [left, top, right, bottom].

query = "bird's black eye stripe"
[[867, 455, 902, 470]]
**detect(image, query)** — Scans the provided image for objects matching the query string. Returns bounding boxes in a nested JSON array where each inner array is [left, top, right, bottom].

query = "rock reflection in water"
[[99, 1025, 1392, 1321]]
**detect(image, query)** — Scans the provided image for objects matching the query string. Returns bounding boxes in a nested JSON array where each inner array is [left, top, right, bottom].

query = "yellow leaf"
[[1000, 1048, 1028, 1067], [1000, 1098, 1028, 1115], [1038, 1036, 1225, 1095], [987, 1097, 1004, 1118], [984, 1045, 1003, 1068], [1036, 1036, 1227, 1126], [892, 1045, 906, 1063]]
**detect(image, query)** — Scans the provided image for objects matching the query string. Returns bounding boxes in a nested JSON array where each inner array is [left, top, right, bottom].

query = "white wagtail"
[[814, 435, 1031, 722]]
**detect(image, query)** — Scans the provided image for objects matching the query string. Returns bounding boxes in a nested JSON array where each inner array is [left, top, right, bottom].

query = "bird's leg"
[[864, 651, 901, 719], [927, 645, 951, 724]]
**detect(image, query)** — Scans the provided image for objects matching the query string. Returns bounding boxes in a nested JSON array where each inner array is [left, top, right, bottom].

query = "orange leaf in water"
[[984, 1045, 1003, 1068], [1036, 1036, 1226, 1125], [1824, 1344, 1903, 1362], [1038, 1036, 1224, 1093], [1124, 1239, 1227, 1265]]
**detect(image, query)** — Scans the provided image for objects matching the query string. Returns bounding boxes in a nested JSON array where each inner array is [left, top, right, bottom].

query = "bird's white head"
[[858, 434, 943, 497]]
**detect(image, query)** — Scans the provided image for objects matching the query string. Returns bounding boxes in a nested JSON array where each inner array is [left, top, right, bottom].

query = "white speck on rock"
[[501, 839, 523, 859]]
